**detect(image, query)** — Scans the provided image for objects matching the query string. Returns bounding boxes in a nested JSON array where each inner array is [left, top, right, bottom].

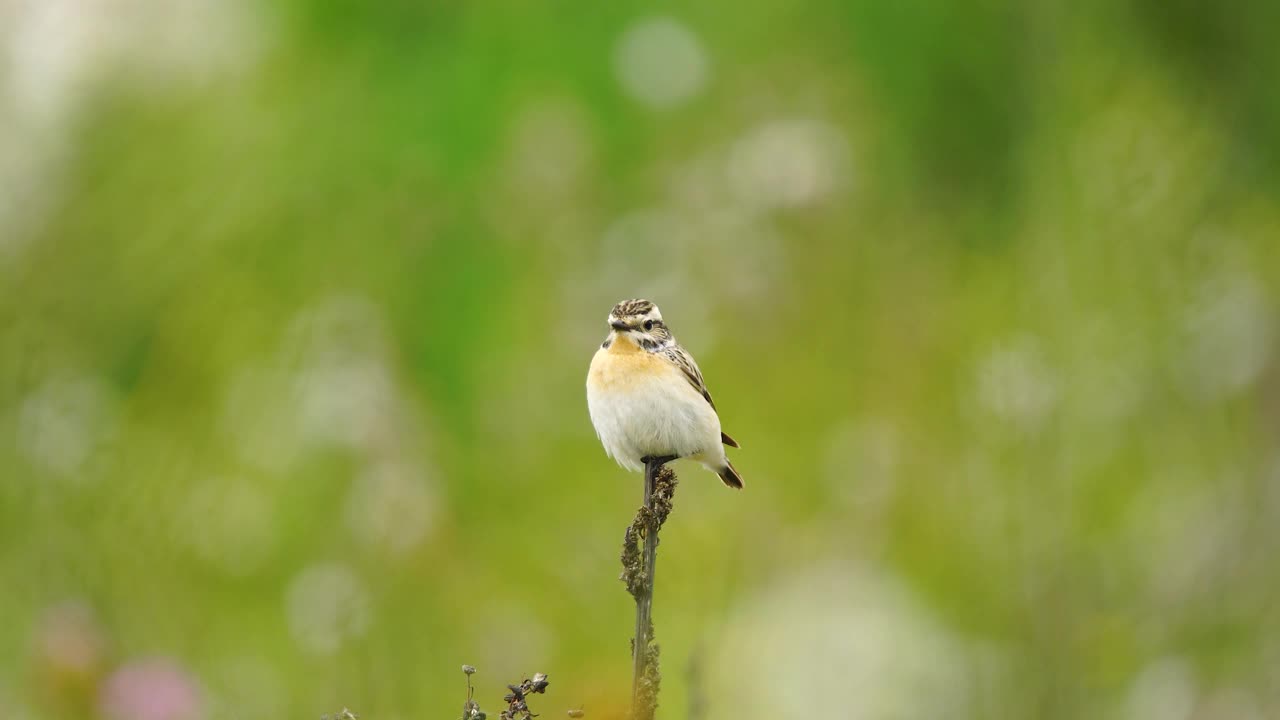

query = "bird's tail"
[[717, 460, 744, 489]]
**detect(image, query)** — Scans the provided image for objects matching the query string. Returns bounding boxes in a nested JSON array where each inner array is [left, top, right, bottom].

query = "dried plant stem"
[[631, 457, 661, 699], [622, 455, 678, 720]]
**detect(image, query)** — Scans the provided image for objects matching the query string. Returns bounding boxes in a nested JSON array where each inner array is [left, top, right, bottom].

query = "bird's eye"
[[644, 320, 654, 331]]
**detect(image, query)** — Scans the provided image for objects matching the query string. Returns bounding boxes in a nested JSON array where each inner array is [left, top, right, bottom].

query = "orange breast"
[[589, 335, 673, 392]]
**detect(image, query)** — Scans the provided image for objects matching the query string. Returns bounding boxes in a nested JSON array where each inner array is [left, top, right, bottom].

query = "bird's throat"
[[607, 332, 642, 354]]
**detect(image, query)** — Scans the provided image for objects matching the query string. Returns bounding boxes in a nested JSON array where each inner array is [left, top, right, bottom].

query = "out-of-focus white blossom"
[[285, 564, 372, 656], [177, 477, 277, 576], [975, 335, 1059, 429], [17, 374, 117, 479], [343, 461, 435, 555], [727, 119, 848, 210], [709, 565, 981, 719], [1126, 657, 1196, 720], [614, 17, 709, 110], [0, 0, 259, 250], [1183, 270, 1272, 399]]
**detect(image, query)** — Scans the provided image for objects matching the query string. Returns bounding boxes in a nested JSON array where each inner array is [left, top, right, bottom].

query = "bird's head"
[[606, 298, 672, 350]]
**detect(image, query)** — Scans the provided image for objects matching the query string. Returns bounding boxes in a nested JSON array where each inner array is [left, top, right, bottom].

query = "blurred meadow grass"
[[2, 1, 1279, 719]]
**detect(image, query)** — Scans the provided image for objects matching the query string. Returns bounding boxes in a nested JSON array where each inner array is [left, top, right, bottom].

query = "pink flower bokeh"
[[99, 658, 204, 720]]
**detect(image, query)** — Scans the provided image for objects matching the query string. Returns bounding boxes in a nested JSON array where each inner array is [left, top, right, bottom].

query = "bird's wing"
[[661, 344, 741, 448], [662, 344, 715, 409]]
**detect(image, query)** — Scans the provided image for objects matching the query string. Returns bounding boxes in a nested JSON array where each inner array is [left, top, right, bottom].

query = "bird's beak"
[[610, 320, 629, 331]]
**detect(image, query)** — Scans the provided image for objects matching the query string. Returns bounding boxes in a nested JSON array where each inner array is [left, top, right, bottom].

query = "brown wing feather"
[[662, 344, 740, 448], [662, 345, 713, 407]]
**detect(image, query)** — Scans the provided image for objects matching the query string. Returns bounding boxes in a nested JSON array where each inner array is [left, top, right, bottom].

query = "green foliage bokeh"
[[2, 2, 1279, 718]]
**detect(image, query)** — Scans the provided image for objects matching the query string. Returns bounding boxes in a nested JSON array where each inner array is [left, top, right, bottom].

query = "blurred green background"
[[3, 2, 1280, 719]]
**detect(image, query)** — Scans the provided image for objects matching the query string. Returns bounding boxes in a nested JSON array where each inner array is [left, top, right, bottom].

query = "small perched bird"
[[586, 299, 743, 488]]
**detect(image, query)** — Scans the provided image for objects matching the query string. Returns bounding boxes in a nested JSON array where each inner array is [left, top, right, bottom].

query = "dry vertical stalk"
[[461, 665, 483, 720], [620, 456, 679, 720]]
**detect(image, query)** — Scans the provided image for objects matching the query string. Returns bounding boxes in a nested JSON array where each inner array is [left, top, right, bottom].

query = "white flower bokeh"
[[1182, 270, 1273, 400], [727, 119, 849, 211], [614, 17, 709, 110], [177, 477, 278, 577], [285, 563, 372, 656], [1126, 656, 1196, 720], [343, 460, 435, 556], [17, 373, 117, 479], [287, 294, 398, 452], [708, 565, 982, 720], [975, 335, 1060, 430], [0, 0, 259, 253]]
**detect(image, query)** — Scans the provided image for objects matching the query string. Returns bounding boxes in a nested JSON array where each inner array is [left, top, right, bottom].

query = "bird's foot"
[[640, 455, 678, 467]]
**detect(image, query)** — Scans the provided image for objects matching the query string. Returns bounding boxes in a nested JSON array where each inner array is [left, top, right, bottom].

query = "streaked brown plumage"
[[586, 299, 743, 488]]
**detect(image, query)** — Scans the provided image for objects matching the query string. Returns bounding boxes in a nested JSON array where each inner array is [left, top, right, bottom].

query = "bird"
[[586, 298, 743, 488]]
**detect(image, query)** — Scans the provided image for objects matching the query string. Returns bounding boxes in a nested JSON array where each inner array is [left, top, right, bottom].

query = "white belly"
[[586, 349, 723, 472]]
